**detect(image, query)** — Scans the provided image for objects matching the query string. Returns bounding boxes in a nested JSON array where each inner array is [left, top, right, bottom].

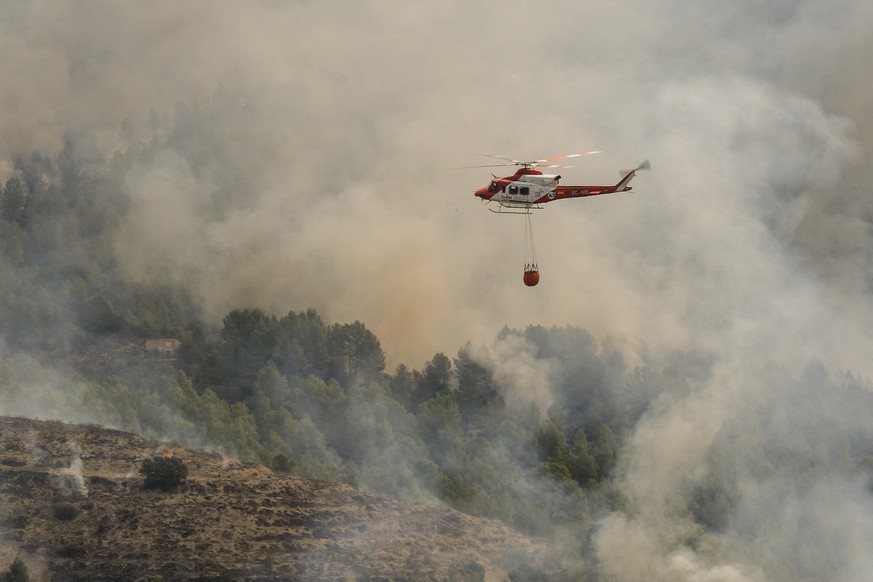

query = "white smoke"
[[56, 441, 88, 496], [467, 333, 558, 413], [3, 1, 873, 578]]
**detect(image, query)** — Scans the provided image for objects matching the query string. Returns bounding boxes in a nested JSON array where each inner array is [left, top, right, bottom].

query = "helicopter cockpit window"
[[488, 182, 498, 193], [509, 185, 518, 195]]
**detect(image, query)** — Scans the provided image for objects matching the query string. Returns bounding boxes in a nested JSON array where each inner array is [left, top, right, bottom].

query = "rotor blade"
[[535, 150, 602, 164], [464, 150, 602, 169], [482, 154, 523, 164], [454, 163, 520, 169]]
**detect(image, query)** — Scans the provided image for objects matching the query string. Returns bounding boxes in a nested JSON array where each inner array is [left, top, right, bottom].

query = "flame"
[[163, 451, 174, 459]]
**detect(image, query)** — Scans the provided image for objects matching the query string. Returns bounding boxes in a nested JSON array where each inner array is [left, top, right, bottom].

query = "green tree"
[[567, 429, 598, 486], [453, 345, 500, 423], [412, 352, 452, 407], [287, 375, 347, 426], [389, 363, 416, 410], [276, 308, 329, 378], [590, 423, 620, 481], [537, 406, 569, 465], [219, 308, 281, 391], [253, 362, 288, 407], [331, 382, 438, 498], [247, 387, 343, 480], [327, 321, 385, 386], [536, 421, 567, 464], [2, 176, 28, 225], [417, 391, 463, 464]]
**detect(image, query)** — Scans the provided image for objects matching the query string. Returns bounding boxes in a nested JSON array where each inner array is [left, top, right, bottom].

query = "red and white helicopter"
[[468, 151, 650, 286], [472, 151, 650, 213]]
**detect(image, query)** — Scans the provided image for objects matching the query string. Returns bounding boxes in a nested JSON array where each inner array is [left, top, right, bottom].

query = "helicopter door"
[[508, 184, 530, 201]]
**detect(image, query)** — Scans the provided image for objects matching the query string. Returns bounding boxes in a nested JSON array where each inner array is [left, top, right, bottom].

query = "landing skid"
[[487, 202, 543, 214]]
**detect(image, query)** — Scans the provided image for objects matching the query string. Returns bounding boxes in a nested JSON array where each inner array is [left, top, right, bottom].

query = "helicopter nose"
[[474, 187, 488, 199]]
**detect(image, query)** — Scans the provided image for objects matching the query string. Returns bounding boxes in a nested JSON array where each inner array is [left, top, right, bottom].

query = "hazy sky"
[[2, 1, 872, 372], [3, 2, 873, 579]]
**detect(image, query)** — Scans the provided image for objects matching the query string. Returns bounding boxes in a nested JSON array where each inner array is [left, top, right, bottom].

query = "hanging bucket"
[[523, 267, 540, 287]]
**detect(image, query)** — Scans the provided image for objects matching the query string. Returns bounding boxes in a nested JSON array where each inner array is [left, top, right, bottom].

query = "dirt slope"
[[0, 416, 554, 581]]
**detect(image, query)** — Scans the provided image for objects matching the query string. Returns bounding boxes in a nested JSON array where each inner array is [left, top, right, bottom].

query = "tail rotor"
[[620, 159, 651, 177]]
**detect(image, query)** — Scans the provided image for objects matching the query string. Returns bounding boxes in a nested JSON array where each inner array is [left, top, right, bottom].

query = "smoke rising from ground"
[[3, 1, 873, 579]]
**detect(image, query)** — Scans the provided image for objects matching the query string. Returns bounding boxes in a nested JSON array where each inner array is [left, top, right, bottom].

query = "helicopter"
[[472, 151, 650, 214], [468, 151, 650, 286]]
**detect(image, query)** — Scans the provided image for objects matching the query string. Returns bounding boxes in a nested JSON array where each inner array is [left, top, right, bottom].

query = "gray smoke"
[[2, 1, 871, 368], [3, 1, 873, 579]]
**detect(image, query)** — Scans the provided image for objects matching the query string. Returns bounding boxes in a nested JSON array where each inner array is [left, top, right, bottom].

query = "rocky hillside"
[[0, 416, 557, 581]]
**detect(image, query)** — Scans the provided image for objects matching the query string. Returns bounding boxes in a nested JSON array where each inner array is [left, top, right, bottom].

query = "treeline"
[[109, 308, 654, 535]]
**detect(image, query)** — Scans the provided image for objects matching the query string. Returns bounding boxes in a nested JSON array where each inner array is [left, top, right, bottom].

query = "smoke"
[[2, 1, 870, 368], [56, 442, 88, 496], [468, 333, 559, 413], [0, 352, 91, 423], [3, 1, 873, 579], [593, 361, 873, 581]]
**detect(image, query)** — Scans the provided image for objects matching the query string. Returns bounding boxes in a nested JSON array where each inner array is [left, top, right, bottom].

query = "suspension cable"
[[524, 212, 538, 271]]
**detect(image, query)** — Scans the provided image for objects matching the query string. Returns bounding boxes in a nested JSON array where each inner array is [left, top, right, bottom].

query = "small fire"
[[163, 451, 174, 459]]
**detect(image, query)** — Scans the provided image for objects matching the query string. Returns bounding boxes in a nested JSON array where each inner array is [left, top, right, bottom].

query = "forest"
[[2, 94, 873, 576]]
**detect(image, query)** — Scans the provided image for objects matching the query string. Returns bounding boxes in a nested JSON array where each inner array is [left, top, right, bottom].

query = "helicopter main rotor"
[[470, 150, 602, 170]]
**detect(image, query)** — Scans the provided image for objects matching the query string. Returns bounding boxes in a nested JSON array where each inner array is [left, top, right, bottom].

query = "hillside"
[[0, 416, 554, 581]]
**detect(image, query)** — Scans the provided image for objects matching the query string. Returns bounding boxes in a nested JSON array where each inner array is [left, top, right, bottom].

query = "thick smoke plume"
[[3, 1, 873, 579], [2, 1, 871, 369]]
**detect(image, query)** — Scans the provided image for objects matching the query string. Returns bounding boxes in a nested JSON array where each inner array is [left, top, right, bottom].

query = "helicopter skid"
[[488, 202, 542, 214]]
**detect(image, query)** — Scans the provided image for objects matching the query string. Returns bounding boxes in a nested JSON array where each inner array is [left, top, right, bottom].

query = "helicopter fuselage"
[[474, 167, 633, 210]]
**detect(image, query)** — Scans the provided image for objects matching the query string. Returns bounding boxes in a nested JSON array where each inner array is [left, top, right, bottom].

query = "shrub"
[[52, 502, 79, 521], [271, 453, 294, 473], [4, 557, 29, 582], [139, 456, 189, 491]]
